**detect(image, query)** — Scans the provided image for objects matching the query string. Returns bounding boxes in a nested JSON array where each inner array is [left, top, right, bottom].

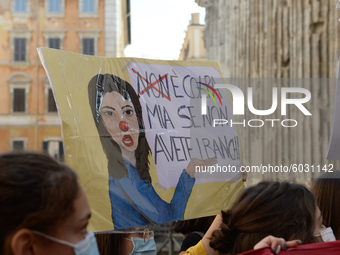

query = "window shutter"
[[13, 88, 26, 112], [13, 141, 24, 151], [83, 38, 87, 54], [14, 38, 26, 62], [83, 38, 94, 55], [20, 38, 26, 61], [43, 141, 49, 153], [55, 38, 60, 49], [48, 88, 58, 112], [48, 38, 60, 50], [59, 141, 64, 162], [14, 39, 20, 61]]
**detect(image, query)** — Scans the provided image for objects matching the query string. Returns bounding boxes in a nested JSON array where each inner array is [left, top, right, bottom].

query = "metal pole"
[[168, 232, 174, 255]]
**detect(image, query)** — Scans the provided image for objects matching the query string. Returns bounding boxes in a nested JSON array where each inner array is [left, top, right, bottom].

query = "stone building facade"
[[179, 13, 206, 61], [0, 0, 130, 160], [197, 0, 340, 181]]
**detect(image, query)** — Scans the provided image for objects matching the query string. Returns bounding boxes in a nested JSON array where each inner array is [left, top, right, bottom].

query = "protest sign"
[[38, 48, 244, 231]]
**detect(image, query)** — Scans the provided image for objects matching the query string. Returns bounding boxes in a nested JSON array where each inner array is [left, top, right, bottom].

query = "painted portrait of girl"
[[88, 74, 216, 229]]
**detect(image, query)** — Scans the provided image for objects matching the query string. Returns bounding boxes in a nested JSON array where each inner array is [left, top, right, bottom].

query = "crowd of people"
[[1, 151, 340, 255]]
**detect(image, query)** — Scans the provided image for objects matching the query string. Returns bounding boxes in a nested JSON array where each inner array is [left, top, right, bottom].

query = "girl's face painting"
[[101, 91, 139, 157]]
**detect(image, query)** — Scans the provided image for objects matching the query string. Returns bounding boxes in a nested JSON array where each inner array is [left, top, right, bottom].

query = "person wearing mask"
[[0, 151, 100, 255], [185, 181, 334, 255], [96, 227, 157, 255], [311, 170, 340, 240]]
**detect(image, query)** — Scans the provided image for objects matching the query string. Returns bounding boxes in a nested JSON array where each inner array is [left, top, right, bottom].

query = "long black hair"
[[88, 74, 151, 183]]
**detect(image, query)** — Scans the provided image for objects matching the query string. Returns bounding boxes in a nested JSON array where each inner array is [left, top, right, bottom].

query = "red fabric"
[[237, 241, 340, 255]]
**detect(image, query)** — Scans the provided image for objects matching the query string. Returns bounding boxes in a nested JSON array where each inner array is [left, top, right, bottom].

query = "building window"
[[83, 38, 94, 55], [13, 88, 26, 112], [45, 0, 65, 18], [13, 140, 24, 150], [43, 76, 58, 114], [48, 0, 61, 12], [12, 0, 30, 17], [14, 38, 26, 62], [14, 0, 27, 12], [48, 38, 60, 49], [9, 30, 32, 64], [43, 140, 64, 162], [11, 138, 27, 151], [83, 0, 94, 12], [48, 89, 58, 112], [8, 73, 31, 114], [77, 30, 101, 56], [79, 0, 98, 17], [43, 30, 66, 50]]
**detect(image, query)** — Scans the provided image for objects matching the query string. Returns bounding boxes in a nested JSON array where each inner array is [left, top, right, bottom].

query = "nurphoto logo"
[[201, 84, 312, 128]]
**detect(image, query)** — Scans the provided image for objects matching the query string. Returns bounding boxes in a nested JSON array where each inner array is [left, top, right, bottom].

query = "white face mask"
[[125, 236, 157, 255], [314, 227, 336, 242], [32, 230, 100, 255]]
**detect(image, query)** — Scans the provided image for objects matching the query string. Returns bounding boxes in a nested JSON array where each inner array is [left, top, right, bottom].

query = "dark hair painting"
[[88, 74, 151, 183]]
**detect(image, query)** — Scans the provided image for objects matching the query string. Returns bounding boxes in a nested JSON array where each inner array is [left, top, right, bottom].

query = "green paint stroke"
[[197, 87, 217, 106]]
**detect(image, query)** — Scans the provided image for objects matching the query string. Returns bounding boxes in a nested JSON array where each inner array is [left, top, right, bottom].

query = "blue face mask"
[[126, 236, 157, 255], [32, 230, 100, 255]]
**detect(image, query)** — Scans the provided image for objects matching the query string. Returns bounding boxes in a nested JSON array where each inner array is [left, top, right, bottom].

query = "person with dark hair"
[[96, 233, 128, 255], [0, 151, 100, 255], [209, 181, 325, 254], [311, 170, 340, 240], [185, 181, 328, 255], [96, 227, 156, 255], [88, 73, 217, 230], [171, 216, 215, 255]]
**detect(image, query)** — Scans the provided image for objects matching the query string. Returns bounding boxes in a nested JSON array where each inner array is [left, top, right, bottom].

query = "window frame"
[[9, 30, 32, 65], [45, 0, 65, 18], [82, 38, 95, 55], [8, 73, 31, 114], [43, 76, 58, 114], [48, 38, 61, 49], [43, 138, 64, 162], [14, 38, 26, 62], [77, 30, 101, 56], [79, 0, 98, 18], [10, 138, 27, 151], [43, 30, 67, 50], [12, 0, 30, 17], [12, 87, 26, 113]]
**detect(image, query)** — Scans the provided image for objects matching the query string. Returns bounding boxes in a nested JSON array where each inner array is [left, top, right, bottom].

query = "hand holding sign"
[[37, 47, 244, 231], [186, 157, 218, 178]]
